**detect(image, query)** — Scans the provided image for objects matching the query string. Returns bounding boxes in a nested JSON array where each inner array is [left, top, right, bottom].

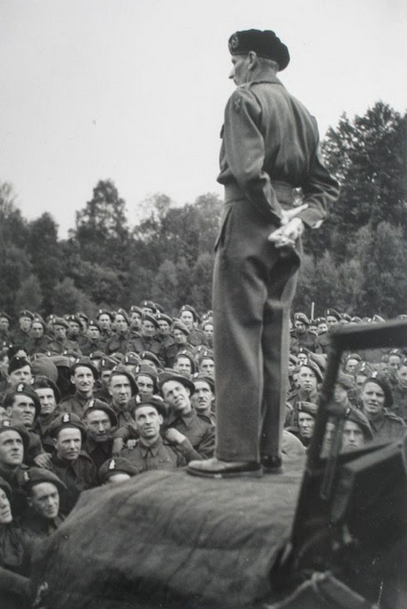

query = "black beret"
[[19, 310, 34, 320], [139, 351, 161, 368], [123, 352, 141, 366], [70, 358, 99, 379], [129, 394, 167, 418], [156, 313, 173, 326], [134, 363, 158, 382], [130, 306, 143, 315], [158, 368, 195, 396], [294, 312, 309, 325], [53, 316, 69, 329], [0, 312, 12, 323], [345, 353, 362, 363], [297, 401, 318, 417], [8, 356, 31, 375], [110, 366, 138, 395], [325, 309, 341, 321], [192, 373, 215, 394], [172, 320, 190, 336], [31, 315, 47, 330], [3, 382, 41, 418], [99, 357, 118, 371], [83, 399, 118, 427], [142, 313, 160, 329], [49, 412, 86, 441], [335, 372, 354, 391], [196, 348, 214, 362], [115, 309, 130, 325], [77, 311, 89, 323], [66, 315, 83, 327], [98, 458, 138, 483], [344, 407, 373, 441], [174, 350, 197, 373], [228, 29, 290, 71], [300, 360, 324, 383], [140, 300, 155, 310], [88, 319, 102, 332], [23, 467, 66, 492]]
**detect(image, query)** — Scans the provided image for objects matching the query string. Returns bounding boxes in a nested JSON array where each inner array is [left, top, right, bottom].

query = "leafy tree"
[[14, 275, 43, 313], [51, 278, 96, 316]]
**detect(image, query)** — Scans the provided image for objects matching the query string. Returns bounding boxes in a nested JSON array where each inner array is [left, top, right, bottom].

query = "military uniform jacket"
[[25, 334, 53, 356], [82, 436, 114, 473], [165, 409, 215, 459], [10, 328, 31, 349], [121, 436, 187, 474], [217, 70, 339, 228], [132, 335, 165, 363], [59, 391, 95, 418], [105, 331, 136, 356], [391, 386, 407, 423], [19, 509, 65, 540], [368, 409, 406, 444], [51, 452, 97, 515]]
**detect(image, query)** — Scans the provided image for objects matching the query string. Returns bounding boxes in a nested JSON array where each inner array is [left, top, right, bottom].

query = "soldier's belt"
[[224, 180, 295, 207]]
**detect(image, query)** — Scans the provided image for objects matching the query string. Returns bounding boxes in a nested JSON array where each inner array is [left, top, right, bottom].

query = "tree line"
[[1, 102, 406, 320]]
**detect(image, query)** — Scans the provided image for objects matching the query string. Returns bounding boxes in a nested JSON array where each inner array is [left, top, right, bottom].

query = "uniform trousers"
[[213, 197, 301, 462]]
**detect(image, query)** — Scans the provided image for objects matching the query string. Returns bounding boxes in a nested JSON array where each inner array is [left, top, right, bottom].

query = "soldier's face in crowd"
[[6, 395, 36, 428], [344, 358, 359, 375], [298, 367, 317, 393], [32, 322, 44, 338], [130, 312, 142, 330], [115, 315, 129, 333], [298, 413, 315, 440], [341, 421, 365, 452], [141, 320, 156, 338], [326, 315, 339, 328], [161, 380, 191, 414], [71, 366, 94, 396], [29, 482, 60, 519], [85, 410, 112, 443], [109, 375, 132, 407], [158, 320, 170, 335], [361, 382, 386, 418], [0, 488, 12, 524], [297, 353, 308, 366], [0, 317, 10, 331], [318, 322, 328, 334], [68, 321, 81, 337], [98, 314, 112, 331], [229, 54, 251, 86], [19, 316, 32, 332], [100, 370, 112, 389], [333, 383, 348, 403], [199, 358, 214, 377], [8, 365, 33, 386], [294, 321, 306, 334], [173, 329, 187, 344], [133, 406, 162, 441], [180, 311, 194, 330], [140, 358, 158, 372], [355, 373, 367, 391], [136, 375, 155, 396], [54, 324, 67, 339], [191, 381, 214, 414], [0, 431, 24, 467], [377, 362, 389, 378], [203, 323, 213, 341], [174, 356, 192, 376], [0, 354, 9, 377], [87, 325, 101, 340], [35, 388, 57, 416], [397, 365, 407, 390], [388, 355, 401, 371], [54, 428, 82, 461], [308, 324, 317, 336]]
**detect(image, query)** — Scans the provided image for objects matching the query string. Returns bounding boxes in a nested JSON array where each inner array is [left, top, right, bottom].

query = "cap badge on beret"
[[62, 413, 71, 423], [17, 383, 24, 392], [109, 459, 116, 470], [3, 420, 10, 428], [24, 471, 30, 482]]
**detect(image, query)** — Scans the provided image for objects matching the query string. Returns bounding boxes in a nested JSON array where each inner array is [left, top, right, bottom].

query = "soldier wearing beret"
[[134, 364, 158, 398], [178, 305, 205, 347], [0, 312, 12, 347], [47, 317, 82, 356], [360, 374, 405, 444], [3, 383, 49, 468], [0, 420, 31, 517], [131, 314, 164, 364], [82, 401, 118, 472], [19, 467, 66, 539], [24, 316, 52, 357], [164, 320, 193, 368], [129, 306, 143, 336], [191, 374, 216, 425], [105, 309, 136, 356], [49, 413, 97, 514], [391, 361, 407, 423], [80, 319, 107, 356], [286, 401, 318, 448], [155, 313, 175, 349], [121, 395, 195, 473], [173, 350, 197, 377], [107, 367, 138, 429], [32, 377, 61, 454], [10, 310, 34, 351], [59, 358, 99, 418], [291, 312, 317, 354], [286, 360, 322, 428], [196, 349, 215, 378], [96, 310, 114, 341], [159, 370, 215, 460], [98, 457, 138, 484], [188, 28, 338, 478], [341, 407, 373, 453]]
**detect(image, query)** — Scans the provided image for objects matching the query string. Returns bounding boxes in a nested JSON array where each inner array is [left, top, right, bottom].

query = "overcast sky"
[[1, 0, 406, 236]]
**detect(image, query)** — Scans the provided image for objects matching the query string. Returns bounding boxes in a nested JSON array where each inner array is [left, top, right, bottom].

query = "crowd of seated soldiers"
[[0, 302, 406, 606]]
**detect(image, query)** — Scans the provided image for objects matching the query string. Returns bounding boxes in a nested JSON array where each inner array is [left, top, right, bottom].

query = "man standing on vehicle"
[[188, 29, 338, 478]]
